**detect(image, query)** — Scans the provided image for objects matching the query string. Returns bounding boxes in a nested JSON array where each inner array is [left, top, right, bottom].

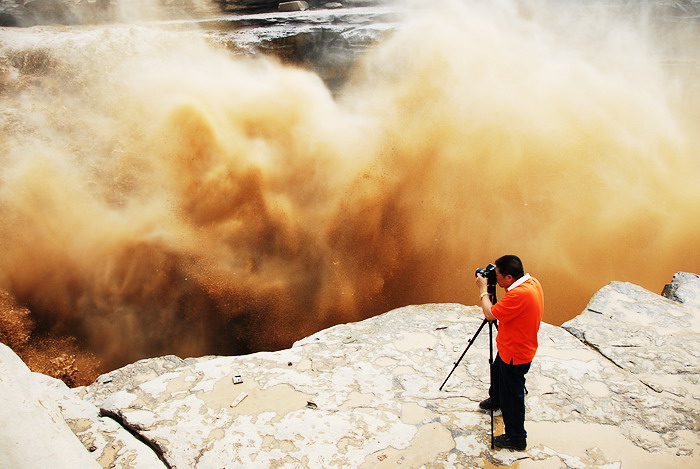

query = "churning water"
[[1, 0, 698, 380]]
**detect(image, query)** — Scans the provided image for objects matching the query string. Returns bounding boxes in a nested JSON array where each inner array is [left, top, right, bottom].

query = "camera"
[[475, 263, 497, 285]]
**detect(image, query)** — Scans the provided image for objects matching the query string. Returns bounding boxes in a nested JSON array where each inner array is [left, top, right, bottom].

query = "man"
[[475, 255, 544, 451]]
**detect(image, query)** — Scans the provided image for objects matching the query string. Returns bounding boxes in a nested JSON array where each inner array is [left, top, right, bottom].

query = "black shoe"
[[493, 434, 527, 451], [478, 397, 499, 411]]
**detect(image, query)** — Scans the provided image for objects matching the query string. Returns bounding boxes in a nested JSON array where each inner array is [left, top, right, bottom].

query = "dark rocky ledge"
[[0, 0, 395, 27]]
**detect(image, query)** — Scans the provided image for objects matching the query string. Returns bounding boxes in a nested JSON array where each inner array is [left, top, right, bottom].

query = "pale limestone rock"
[[663, 272, 700, 306], [278, 1, 310, 12], [0, 342, 100, 469], [558, 272, 700, 457], [41, 374, 167, 468], [70, 273, 699, 468], [2, 272, 699, 468], [563, 272, 700, 400]]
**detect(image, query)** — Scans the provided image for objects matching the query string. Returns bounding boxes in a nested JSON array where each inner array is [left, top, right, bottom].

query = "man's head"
[[494, 255, 525, 289]]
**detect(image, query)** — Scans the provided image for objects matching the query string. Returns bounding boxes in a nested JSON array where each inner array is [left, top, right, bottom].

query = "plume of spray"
[[0, 0, 698, 378], [109, 0, 218, 22], [339, 0, 700, 315]]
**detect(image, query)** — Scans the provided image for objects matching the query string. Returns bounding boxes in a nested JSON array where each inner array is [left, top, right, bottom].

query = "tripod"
[[439, 282, 498, 449]]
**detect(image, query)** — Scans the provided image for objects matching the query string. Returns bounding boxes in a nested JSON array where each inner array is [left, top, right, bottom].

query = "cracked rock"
[[1, 272, 699, 467]]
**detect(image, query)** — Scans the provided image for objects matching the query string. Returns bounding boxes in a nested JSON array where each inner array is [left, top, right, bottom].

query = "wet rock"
[[216, 0, 387, 14], [215, 0, 287, 14], [0, 0, 400, 90], [200, 5, 401, 90], [0, 0, 395, 26]]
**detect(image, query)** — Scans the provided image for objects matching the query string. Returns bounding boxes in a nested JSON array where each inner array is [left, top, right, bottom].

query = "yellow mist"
[[0, 1, 697, 373]]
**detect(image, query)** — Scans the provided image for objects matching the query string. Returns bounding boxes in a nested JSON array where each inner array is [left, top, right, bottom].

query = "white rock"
[[278, 1, 309, 12], [40, 375, 165, 469], [0, 342, 100, 469], [2, 273, 700, 468]]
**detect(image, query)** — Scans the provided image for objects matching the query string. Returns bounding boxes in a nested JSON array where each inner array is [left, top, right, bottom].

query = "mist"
[[1, 0, 698, 379]]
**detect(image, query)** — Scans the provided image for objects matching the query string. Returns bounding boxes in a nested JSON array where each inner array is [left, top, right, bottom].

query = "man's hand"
[[475, 274, 488, 292], [475, 274, 496, 321]]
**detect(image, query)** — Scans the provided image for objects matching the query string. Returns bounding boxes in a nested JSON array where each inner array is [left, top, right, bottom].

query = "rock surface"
[[0, 0, 393, 26], [0, 342, 101, 468], [201, 5, 400, 89], [1, 272, 699, 467], [278, 1, 311, 12]]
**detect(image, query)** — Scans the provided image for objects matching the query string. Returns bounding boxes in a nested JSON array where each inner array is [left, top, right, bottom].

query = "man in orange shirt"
[[475, 255, 544, 451]]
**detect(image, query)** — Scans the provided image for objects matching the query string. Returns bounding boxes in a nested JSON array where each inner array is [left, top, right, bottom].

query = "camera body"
[[475, 263, 497, 285]]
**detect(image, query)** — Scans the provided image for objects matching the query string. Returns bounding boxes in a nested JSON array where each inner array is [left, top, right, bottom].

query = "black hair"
[[495, 255, 525, 279]]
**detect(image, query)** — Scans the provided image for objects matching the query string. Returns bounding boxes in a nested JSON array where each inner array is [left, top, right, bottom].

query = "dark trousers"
[[489, 354, 531, 439]]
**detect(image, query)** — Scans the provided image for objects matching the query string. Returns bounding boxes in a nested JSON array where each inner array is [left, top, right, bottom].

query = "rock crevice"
[[98, 407, 172, 469]]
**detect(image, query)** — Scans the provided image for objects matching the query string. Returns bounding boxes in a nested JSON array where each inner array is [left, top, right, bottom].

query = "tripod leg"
[[439, 319, 488, 391], [489, 320, 495, 449]]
